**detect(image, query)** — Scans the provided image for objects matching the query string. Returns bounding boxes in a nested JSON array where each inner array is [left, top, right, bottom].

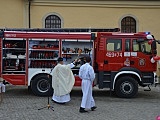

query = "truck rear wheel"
[[31, 75, 53, 96], [115, 76, 138, 98]]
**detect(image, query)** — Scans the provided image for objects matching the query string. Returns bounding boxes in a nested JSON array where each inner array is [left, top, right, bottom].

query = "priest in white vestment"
[[50, 57, 76, 104]]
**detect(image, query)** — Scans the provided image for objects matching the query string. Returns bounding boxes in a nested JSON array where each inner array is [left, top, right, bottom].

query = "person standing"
[[50, 57, 76, 104], [79, 56, 97, 113], [0, 80, 5, 103]]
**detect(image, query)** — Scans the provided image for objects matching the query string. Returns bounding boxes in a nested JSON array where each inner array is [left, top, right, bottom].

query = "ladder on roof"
[[0, 28, 120, 32]]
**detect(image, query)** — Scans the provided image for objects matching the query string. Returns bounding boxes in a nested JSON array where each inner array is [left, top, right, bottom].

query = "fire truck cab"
[[0, 28, 159, 98], [94, 32, 160, 98]]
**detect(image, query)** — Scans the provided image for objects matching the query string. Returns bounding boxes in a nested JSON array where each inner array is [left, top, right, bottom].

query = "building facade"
[[0, 0, 160, 75]]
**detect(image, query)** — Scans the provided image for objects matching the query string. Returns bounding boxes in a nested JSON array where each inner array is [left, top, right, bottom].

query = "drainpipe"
[[28, 0, 32, 28]]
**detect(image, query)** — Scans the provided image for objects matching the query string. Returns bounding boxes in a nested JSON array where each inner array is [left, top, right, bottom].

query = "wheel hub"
[[121, 82, 133, 94], [37, 79, 49, 93]]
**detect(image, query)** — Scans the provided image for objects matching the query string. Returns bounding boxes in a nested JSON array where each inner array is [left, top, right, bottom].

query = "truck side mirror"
[[151, 40, 157, 50], [152, 50, 157, 55], [157, 40, 160, 44]]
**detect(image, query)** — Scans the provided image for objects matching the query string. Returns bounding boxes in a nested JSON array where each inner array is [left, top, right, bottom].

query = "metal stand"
[[38, 96, 54, 111], [38, 80, 54, 111]]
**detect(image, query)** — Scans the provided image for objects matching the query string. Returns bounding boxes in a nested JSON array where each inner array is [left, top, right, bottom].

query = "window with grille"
[[45, 15, 61, 28], [121, 16, 136, 33]]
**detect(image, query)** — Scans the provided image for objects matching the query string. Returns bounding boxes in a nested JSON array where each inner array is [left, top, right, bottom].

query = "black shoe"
[[79, 107, 88, 113], [58, 102, 66, 104], [91, 106, 97, 111]]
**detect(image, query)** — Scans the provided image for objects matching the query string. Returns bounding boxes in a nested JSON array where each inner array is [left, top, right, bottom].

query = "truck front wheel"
[[115, 76, 138, 98], [31, 75, 53, 96]]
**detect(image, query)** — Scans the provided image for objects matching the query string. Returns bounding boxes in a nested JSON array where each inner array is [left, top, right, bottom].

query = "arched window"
[[45, 15, 61, 28], [121, 16, 136, 33]]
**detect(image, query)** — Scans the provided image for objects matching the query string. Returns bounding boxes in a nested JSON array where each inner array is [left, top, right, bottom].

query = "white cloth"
[[51, 63, 75, 103], [0, 83, 5, 93], [79, 63, 95, 109], [52, 93, 70, 103]]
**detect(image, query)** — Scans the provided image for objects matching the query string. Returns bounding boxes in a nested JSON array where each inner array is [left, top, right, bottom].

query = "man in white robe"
[[50, 57, 76, 104], [79, 56, 97, 113]]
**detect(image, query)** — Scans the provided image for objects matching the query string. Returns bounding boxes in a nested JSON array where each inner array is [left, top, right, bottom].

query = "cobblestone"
[[0, 85, 160, 120]]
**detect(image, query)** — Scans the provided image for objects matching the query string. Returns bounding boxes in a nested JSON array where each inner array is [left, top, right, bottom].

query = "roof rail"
[[1, 28, 120, 32]]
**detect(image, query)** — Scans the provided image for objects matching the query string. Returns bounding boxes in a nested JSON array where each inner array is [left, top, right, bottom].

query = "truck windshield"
[[132, 39, 151, 55]]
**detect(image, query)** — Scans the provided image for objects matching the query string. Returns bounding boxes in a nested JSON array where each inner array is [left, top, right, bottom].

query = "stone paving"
[[1, 85, 160, 120]]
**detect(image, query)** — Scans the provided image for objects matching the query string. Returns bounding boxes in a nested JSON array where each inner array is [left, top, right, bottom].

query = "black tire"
[[115, 76, 138, 98], [31, 74, 53, 96]]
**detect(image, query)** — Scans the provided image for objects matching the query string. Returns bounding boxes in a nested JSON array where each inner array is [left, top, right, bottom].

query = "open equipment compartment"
[[62, 39, 93, 75]]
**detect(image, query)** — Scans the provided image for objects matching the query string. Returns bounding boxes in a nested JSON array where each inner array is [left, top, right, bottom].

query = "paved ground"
[[1, 85, 160, 120]]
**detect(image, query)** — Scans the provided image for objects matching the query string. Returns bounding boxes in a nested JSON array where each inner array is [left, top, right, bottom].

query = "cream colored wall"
[[0, 0, 24, 28], [0, 0, 160, 75], [30, 1, 160, 35]]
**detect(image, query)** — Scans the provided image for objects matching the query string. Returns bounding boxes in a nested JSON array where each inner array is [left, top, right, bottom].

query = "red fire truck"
[[0, 28, 160, 98]]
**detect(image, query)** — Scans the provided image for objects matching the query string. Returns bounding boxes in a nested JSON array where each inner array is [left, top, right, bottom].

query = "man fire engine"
[[0, 28, 160, 98]]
